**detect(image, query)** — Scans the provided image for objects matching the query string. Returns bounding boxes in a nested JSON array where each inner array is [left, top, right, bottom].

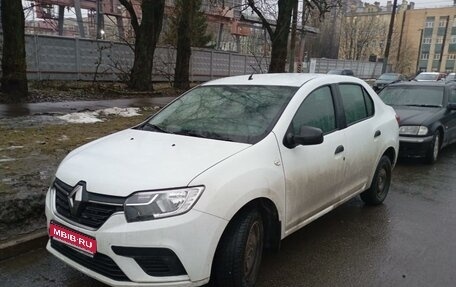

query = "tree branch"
[[247, 0, 274, 38], [118, 0, 140, 34]]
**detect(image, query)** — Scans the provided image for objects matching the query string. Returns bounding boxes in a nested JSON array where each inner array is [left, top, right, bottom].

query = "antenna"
[[248, 73, 254, 80]]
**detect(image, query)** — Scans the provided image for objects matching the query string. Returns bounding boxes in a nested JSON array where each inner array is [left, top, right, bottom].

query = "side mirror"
[[284, 126, 324, 148], [448, 103, 456, 111]]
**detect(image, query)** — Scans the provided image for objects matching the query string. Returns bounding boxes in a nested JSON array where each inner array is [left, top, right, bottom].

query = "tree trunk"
[[128, 0, 165, 91], [1, 0, 28, 102], [269, 0, 294, 73], [174, 0, 195, 89]]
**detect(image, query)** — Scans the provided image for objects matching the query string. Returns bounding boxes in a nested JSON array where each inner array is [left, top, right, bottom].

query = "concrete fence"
[[1, 34, 388, 81], [308, 58, 390, 79], [3, 34, 270, 82]]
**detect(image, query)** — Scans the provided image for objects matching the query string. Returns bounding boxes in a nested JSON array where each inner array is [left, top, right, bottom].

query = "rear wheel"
[[425, 130, 440, 164], [211, 209, 264, 287], [360, 155, 392, 205]]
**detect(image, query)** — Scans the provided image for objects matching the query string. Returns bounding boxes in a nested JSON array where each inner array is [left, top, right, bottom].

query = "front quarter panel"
[[189, 133, 286, 234]]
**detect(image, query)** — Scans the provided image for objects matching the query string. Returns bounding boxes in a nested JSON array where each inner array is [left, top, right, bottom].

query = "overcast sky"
[[372, 0, 454, 8]]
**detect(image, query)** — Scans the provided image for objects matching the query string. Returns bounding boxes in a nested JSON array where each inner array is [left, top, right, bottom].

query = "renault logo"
[[68, 185, 83, 216]]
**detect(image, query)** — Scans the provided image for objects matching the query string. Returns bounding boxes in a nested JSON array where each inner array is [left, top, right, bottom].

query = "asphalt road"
[[1, 145, 456, 287]]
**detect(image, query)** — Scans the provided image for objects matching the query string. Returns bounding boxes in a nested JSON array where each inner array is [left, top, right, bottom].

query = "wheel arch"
[[214, 198, 282, 258]]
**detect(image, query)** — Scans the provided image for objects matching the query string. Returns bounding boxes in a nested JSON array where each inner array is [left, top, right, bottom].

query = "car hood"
[[56, 129, 251, 197], [394, 106, 441, 126]]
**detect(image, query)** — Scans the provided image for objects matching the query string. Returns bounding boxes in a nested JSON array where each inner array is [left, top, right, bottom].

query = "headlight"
[[124, 186, 205, 222], [399, 125, 428, 136]]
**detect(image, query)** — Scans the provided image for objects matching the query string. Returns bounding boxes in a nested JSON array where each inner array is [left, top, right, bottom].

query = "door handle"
[[374, 130, 382, 138], [335, 145, 344, 155]]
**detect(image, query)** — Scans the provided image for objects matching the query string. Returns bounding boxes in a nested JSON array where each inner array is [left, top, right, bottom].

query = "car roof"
[[387, 81, 455, 87], [201, 73, 350, 87], [417, 72, 440, 75]]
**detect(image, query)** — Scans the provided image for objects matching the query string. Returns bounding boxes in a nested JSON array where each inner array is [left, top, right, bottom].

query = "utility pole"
[[382, 0, 397, 73], [288, 0, 298, 72]]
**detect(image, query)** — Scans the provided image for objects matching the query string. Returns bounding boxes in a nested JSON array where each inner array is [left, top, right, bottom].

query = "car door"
[[279, 85, 346, 232], [336, 84, 380, 200]]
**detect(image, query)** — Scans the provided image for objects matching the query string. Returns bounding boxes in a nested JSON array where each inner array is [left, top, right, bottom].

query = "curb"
[[0, 229, 48, 261]]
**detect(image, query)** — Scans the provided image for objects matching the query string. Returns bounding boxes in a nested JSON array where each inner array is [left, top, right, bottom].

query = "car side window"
[[363, 89, 375, 116], [291, 86, 336, 134], [449, 88, 456, 103], [339, 84, 371, 125]]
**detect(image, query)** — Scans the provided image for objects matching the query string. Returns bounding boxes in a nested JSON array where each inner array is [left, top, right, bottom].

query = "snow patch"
[[58, 107, 141, 124]]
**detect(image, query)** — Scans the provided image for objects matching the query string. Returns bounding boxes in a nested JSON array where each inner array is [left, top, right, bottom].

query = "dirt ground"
[[0, 109, 153, 242]]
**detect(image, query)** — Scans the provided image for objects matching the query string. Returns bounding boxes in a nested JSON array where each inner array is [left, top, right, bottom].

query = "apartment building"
[[391, 4, 456, 74]]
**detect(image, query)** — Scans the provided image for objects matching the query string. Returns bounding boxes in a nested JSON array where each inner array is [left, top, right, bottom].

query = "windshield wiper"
[[141, 123, 172, 133], [177, 130, 234, 142], [404, 104, 442, 108]]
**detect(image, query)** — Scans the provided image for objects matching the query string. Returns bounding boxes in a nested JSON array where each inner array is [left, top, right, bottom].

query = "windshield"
[[141, 85, 298, 144], [415, 73, 439, 81], [379, 86, 444, 107], [378, 74, 398, 81]]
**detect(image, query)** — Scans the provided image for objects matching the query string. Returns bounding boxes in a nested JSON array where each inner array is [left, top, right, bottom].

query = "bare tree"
[[247, 0, 341, 73], [339, 15, 388, 61], [118, 0, 165, 91], [174, 0, 207, 89], [1, 0, 28, 102]]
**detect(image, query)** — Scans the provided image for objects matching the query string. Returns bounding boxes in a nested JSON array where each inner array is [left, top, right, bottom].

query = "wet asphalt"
[[1, 145, 456, 287]]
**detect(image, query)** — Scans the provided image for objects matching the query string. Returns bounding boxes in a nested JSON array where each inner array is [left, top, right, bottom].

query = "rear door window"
[[339, 84, 373, 125]]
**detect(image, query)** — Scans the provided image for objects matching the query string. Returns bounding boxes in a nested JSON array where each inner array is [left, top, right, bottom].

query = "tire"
[[211, 209, 264, 287], [425, 130, 440, 164], [360, 155, 392, 206]]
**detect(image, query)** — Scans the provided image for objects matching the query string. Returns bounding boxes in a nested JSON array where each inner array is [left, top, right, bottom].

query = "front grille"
[[112, 246, 187, 277], [51, 239, 130, 281], [54, 179, 125, 229]]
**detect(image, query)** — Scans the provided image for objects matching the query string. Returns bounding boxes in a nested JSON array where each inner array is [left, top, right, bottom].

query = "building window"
[[421, 53, 429, 60], [423, 37, 432, 44], [452, 36, 456, 44], [439, 20, 447, 27], [453, 17, 456, 27], [425, 21, 434, 28], [437, 37, 444, 44], [449, 54, 456, 60], [435, 53, 441, 60]]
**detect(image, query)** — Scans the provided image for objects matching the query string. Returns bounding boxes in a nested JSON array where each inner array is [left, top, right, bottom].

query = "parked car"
[[46, 74, 399, 287], [414, 72, 446, 82], [446, 72, 456, 82], [373, 73, 408, 92], [327, 69, 355, 76], [379, 81, 456, 163]]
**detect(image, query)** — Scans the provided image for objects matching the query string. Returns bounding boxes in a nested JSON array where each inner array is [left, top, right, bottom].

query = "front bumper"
[[398, 135, 433, 158], [45, 188, 227, 287]]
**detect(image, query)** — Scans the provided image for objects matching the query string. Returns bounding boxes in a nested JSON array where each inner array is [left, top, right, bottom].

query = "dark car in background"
[[373, 73, 407, 92], [327, 69, 354, 76], [379, 81, 456, 163]]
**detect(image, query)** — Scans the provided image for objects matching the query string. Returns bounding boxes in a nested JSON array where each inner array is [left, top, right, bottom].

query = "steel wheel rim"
[[377, 167, 387, 196], [244, 221, 261, 282]]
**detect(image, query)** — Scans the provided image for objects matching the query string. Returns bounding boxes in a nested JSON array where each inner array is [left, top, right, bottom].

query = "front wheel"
[[211, 209, 264, 287], [425, 130, 440, 164], [360, 155, 392, 205]]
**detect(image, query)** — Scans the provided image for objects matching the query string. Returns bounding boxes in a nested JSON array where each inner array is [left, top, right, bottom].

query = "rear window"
[[379, 86, 444, 107]]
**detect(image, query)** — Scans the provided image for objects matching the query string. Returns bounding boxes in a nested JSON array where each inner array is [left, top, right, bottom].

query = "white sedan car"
[[46, 74, 399, 287]]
